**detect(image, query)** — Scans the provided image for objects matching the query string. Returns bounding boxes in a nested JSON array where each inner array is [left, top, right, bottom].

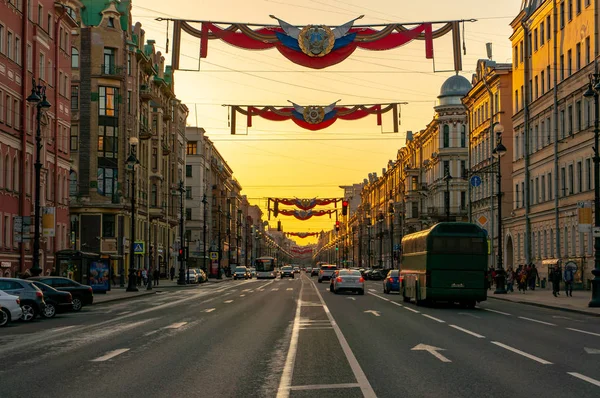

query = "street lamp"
[[125, 137, 140, 292], [26, 78, 51, 277], [202, 194, 208, 274], [378, 211, 384, 268], [176, 180, 186, 285], [583, 73, 600, 307], [389, 199, 395, 269], [217, 205, 223, 279], [492, 123, 507, 295], [443, 172, 453, 222], [365, 216, 372, 268]]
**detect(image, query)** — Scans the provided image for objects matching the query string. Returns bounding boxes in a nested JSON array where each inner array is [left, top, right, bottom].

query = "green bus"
[[400, 222, 488, 308]]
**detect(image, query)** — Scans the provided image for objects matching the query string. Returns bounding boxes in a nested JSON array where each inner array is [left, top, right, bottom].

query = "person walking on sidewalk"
[[141, 268, 147, 286], [517, 265, 527, 293], [170, 266, 175, 281], [506, 266, 515, 293], [528, 263, 539, 291], [551, 266, 562, 297], [563, 265, 575, 297], [153, 268, 160, 286]]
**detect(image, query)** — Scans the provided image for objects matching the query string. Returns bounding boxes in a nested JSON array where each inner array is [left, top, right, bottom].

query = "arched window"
[[443, 125, 450, 148], [69, 170, 78, 195], [71, 47, 79, 68], [13, 157, 18, 192]]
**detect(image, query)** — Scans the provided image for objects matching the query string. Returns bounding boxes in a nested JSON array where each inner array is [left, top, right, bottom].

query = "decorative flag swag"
[[278, 209, 337, 221], [163, 16, 471, 70], [227, 102, 400, 133], [285, 232, 320, 238], [269, 198, 342, 216]]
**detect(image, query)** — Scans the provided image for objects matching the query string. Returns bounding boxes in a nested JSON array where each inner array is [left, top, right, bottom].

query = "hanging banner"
[[285, 232, 320, 238], [230, 103, 399, 133], [167, 17, 467, 70], [42, 207, 56, 237], [278, 209, 336, 221], [270, 197, 341, 211]]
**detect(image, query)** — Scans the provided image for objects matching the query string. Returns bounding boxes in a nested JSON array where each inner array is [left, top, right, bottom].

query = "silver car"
[[0, 278, 46, 321], [329, 269, 365, 295]]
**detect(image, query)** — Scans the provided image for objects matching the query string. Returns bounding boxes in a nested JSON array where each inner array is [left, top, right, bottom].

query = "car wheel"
[[358, 289, 364, 295], [72, 297, 83, 312], [383, 285, 388, 294], [330, 284, 334, 292], [43, 303, 57, 318], [0, 308, 10, 326], [21, 304, 37, 322]]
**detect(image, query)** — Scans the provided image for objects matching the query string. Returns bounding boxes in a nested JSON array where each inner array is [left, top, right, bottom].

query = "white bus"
[[255, 256, 277, 279]]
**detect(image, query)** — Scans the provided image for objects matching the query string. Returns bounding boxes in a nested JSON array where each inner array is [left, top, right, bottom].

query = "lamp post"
[[443, 172, 453, 222], [217, 205, 223, 279], [125, 137, 140, 292], [26, 78, 51, 276], [378, 212, 384, 268], [177, 180, 186, 285], [583, 73, 600, 307], [366, 216, 372, 268], [389, 199, 395, 269], [492, 123, 507, 294], [202, 194, 208, 274]]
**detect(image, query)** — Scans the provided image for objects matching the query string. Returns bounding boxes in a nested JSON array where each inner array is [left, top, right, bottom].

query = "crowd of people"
[[487, 263, 576, 297]]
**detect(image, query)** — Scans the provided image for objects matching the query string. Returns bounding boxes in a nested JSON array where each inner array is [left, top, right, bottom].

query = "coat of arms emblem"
[[298, 25, 335, 57]]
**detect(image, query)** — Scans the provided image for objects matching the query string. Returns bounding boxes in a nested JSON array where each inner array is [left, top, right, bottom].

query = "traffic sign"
[[210, 251, 218, 260], [134, 241, 145, 255], [470, 175, 482, 187]]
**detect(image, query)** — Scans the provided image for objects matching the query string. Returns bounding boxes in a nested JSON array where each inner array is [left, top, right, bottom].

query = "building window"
[[151, 147, 158, 170], [541, 175, 546, 201], [568, 0, 573, 20], [186, 208, 192, 221], [127, 90, 132, 114], [560, 54, 564, 81], [567, 49, 572, 76], [576, 100, 581, 131], [561, 167, 566, 196], [568, 164, 574, 195], [107, 17, 115, 28], [71, 85, 79, 110], [186, 141, 197, 155], [443, 125, 449, 148], [515, 90, 519, 112], [461, 160, 466, 178], [103, 48, 116, 74], [151, 184, 157, 207], [7, 31, 12, 60], [102, 214, 115, 238], [521, 182, 525, 207], [577, 161, 582, 193], [70, 125, 78, 151], [560, 110, 565, 139], [186, 165, 192, 177], [540, 22, 545, 46], [586, 158, 592, 190], [443, 160, 450, 178], [97, 123, 118, 158], [586, 36, 591, 64], [127, 53, 131, 76], [97, 167, 117, 197], [533, 28, 538, 51], [534, 76, 538, 99], [69, 171, 77, 195], [186, 186, 192, 199], [576, 43, 581, 70], [71, 47, 79, 68], [99, 86, 118, 116], [460, 126, 466, 147], [568, 105, 573, 135], [560, 1, 565, 28], [548, 172, 553, 200]]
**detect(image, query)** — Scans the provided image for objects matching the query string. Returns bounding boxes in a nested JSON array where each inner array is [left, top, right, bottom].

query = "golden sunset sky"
[[131, 0, 521, 245]]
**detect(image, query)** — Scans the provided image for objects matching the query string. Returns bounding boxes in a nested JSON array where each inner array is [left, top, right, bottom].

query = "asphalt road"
[[1, 273, 599, 398]]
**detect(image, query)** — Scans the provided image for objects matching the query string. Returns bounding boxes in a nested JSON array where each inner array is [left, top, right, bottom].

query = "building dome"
[[438, 74, 471, 99]]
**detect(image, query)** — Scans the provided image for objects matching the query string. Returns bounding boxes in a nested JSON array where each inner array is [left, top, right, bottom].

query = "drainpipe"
[[466, 108, 473, 223], [553, 0, 561, 261], [19, 0, 30, 274], [483, 73, 496, 268], [522, 18, 532, 264], [54, 8, 67, 263]]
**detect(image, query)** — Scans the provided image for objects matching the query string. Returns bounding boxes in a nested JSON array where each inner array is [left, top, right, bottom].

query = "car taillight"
[[388, 277, 394, 282], [320, 270, 323, 274], [68, 293, 73, 302], [36, 291, 43, 298], [88, 286, 93, 293], [336, 277, 342, 282], [16, 298, 20, 305], [359, 277, 364, 283]]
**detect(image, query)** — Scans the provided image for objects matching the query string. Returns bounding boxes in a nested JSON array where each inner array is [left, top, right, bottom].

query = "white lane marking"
[[368, 289, 376, 292], [48, 326, 78, 333], [567, 328, 600, 337], [91, 348, 130, 362], [518, 316, 556, 326], [404, 306, 420, 314], [584, 347, 600, 354], [240, 294, 246, 297], [272, 288, 280, 291], [552, 315, 573, 320], [276, 279, 303, 398], [483, 308, 511, 316], [391, 302, 403, 307], [368, 292, 390, 302], [143, 330, 159, 337], [287, 288, 294, 291], [347, 297, 356, 301], [289, 383, 361, 391], [364, 310, 381, 317], [242, 289, 251, 292], [224, 300, 234, 303], [411, 344, 451, 363], [491, 341, 553, 365], [311, 281, 377, 398], [458, 312, 481, 319], [299, 327, 334, 330], [204, 308, 216, 313], [449, 324, 485, 339], [164, 322, 188, 329], [422, 314, 445, 323], [117, 311, 131, 315], [567, 372, 600, 387], [258, 289, 265, 292]]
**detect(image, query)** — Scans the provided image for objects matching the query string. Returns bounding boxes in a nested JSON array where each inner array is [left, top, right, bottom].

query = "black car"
[[29, 277, 94, 311], [30, 281, 73, 318], [280, 266, 295, 279], [368, 270, 385, 281]]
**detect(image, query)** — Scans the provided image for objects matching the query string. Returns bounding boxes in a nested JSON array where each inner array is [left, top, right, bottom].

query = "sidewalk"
[[488, 287, 600, 317], [94, 277, 233, 305]]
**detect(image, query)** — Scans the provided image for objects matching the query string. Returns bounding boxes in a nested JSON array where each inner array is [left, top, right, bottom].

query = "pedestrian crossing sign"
[[134, 241, 145, 255]]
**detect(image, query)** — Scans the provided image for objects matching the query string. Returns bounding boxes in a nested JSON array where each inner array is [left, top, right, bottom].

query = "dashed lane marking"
[[403, 306, 420, 314], [164, 322, 188, 329], [422, 314, 445, 323], [271, 288, 279, 291], [518, 316, 556, 326], [204, 308, 216, 313], [224, 300, 233, 303], [567, 372, 600, 387], [449, 324, 485, 339], [91, 349, 130, 362], [482, 308, 511, 316], [491, 341, 553, 365], [287, 288, 294, 291], [567, 328, 600, 337]]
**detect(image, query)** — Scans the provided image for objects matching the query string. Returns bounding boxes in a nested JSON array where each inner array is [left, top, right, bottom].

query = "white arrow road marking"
[[204, 308, 216, 313], [568, 372, 600, 387], [347, 297, 356, 301], [164, 322, 188, 329], [224, 300, 234, 303], [364, 310, 381, 317], [91, 349, 130, 362], [584, 347, 600, 354], [411, 344, 451, 363]]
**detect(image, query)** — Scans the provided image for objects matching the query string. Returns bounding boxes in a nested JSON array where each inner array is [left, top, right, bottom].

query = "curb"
[[93, 291, 156, 306], [488, 296, 600, 317]]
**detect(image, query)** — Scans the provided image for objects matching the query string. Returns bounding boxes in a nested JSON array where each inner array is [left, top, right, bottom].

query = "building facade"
[[0, 0, 77, 277]]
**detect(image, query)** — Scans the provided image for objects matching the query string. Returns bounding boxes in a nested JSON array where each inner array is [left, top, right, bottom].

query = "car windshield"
[[389, 270, 399, 277], [235, 267, 247, 272], [322, 266, 337, 270], [339, 270, 361, 276], [282, 266, 293, 270]]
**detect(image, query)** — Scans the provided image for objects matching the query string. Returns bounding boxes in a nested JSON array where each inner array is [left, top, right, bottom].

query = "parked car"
[[0, 290, 23, 326], [30, 281, 73, 318], [280, 265, 295, 279], [233, 266, 250, 280], [186, 269, 199, 284], [318, 265, 337, 283], [0, 278, 46, 321], [368, 269, 385, 281], [330, 269, 365, 295], [28, 277, 93, 311], [383, 270, 401, 294], [195, 269, 207, 283]]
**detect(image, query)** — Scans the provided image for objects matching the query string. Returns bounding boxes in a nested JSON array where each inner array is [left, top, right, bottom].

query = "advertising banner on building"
[[42, 207, 56, 237], [578, 201, 592, 232]]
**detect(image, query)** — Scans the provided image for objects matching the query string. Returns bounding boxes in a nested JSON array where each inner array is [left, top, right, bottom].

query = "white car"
[[329, 269, 365, 295], [186, 270, 199, 284], [0, 289, 23, 326]]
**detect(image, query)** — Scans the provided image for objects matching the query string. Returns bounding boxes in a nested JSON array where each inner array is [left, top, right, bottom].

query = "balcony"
[[162, 142, 171, 155], [140, 85, 158, 102], [139, 119, 152, 140], [100, 64, 123, 79], [149, 204, 166, 219]]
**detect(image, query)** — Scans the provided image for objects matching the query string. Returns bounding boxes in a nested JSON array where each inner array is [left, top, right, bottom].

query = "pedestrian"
[[528, 263, 539, 291], [153, 268, 160, 286], [551, 266, 561, 297], [141, 268, 147, 286], [111, 267, 117, 287], [518, 265, 527, 293], [170, 266, 175, 281], [563, 266, 575, 297], [506, 266, 514, 293], [486, 266, 494, 290], [137, 269, 142, 286]]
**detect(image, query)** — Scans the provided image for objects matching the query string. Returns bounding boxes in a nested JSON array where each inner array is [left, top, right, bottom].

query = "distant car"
[[293, 266, 300, 274], [195, 269, 207, 283], [0, 278, 46, 321], [233, 266, 250, 280], [311, 267, 320, 277], [383, 270, 401, 294], [280, 266, 295, 279], [368, 270, 385, 281], [318, 265, 337, 283], [30, 281, 73, 318], [330, 269, 364, 295], [186, 269, 199, 284], [249, 268, 257, 278], [0, 290, 22, 326], [28, 277, 93, 311]]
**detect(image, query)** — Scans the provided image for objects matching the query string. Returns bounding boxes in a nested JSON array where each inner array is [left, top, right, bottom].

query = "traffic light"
[[342, 200, 348, 216], [335, 245, 339, 251], [178, 248, 184, 261], [335, 221, 340, 232]]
